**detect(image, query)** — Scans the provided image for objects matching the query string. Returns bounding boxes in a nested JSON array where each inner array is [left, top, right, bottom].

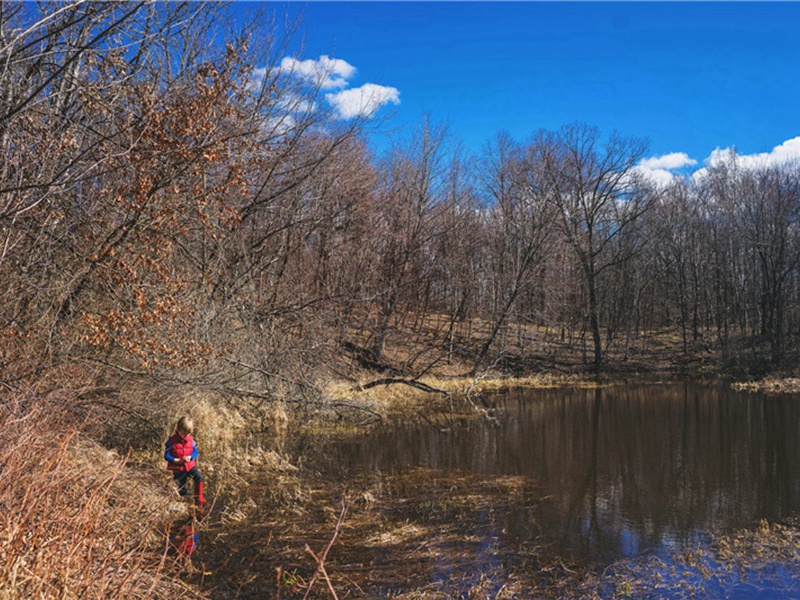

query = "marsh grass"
[[325, 373, 590, 424], [0, 399, 200, 599]]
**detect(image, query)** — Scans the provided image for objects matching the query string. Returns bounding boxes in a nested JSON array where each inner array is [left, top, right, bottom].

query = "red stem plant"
[[302, 497, 350, 600]]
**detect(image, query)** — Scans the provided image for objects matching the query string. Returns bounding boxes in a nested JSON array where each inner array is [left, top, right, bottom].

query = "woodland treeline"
[[3, 2, 800, 418]]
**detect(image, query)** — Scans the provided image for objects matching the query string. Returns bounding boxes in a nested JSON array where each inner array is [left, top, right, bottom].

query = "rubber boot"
[[195, 481, 206, 519]]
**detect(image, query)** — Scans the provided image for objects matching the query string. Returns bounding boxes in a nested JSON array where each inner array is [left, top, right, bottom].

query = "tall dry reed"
[[0, 398, 200, 599]]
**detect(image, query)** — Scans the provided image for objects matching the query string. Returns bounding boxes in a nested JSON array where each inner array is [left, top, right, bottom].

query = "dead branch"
[[355, 378, 448, 394], [302, 497, 349, 600]]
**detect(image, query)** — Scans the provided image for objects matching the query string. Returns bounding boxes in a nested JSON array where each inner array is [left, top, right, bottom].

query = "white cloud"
[[633, 152, 697, 188], [279, 55, 356, 90], [632, 167, 677, 188], [278, 93, 317, 115], [266, 55, 402, 121], [246, 66, 269, 93], [325, 84, 400, 119], [261, 114, 297, 138], [693, 136, 800, 181], [639, 152, 697, 171], [708, 136, 800, 170]]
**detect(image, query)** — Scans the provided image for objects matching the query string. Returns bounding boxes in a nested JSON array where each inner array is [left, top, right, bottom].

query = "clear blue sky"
[[233, 2, 800, 166]]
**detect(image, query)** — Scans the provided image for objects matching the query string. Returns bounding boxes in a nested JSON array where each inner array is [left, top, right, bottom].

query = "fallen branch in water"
[[355, 378, 447, 394], [303, 497, 349, 600]]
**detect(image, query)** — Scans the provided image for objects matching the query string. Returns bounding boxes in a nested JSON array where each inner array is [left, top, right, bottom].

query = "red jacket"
[[165, 433, 198, 472]]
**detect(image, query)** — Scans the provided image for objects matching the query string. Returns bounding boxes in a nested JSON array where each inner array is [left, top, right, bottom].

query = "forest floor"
[[332, 317, 783, 386]]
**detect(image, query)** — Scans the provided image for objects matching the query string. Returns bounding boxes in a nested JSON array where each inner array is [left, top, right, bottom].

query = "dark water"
[[328, 381, 800, 566]]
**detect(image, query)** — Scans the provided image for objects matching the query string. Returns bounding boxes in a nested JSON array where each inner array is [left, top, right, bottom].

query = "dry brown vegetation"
[[732, 377, 800, 394], [0, 398, 199, 599]]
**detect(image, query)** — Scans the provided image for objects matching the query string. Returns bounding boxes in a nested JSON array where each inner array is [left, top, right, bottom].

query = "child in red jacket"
[[165, 416, 206, 515]]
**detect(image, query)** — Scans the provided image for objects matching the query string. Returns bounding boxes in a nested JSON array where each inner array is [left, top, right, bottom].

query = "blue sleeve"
[[188, 440, 198, 461], [165, 439, 177, 462]]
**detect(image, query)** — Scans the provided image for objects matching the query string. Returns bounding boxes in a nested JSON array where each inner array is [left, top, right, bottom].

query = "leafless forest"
[[3, 2, 800, 410], [2, 2, 800, 597]]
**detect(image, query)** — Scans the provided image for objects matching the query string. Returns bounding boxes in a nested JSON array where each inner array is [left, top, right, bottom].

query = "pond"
[[318, 380, 800, 594]]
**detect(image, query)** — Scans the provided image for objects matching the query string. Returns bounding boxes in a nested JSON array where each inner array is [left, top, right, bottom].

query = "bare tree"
[[366, 120, 450, 363], [701, 155, 800, 364], [474, 131, 557, 372], [646, 179, 706, 354], [542, 123, 651, 369]]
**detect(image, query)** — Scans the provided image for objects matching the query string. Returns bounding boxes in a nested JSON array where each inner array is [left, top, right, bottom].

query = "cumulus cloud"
[[708, 136, 800, 170], [261, 114, 297, 138], [279, 55, 356, 90], [633, 166, 679, 188], [277, 93, 317, 115], [638, 152, 697, 171], [325, 84, 401, 119], [247, 66, 269, 92], [610, 138, 800, 189], [693, 136, 800, 181], [273, 55, 401, 120], [633, 152, 698, 187]]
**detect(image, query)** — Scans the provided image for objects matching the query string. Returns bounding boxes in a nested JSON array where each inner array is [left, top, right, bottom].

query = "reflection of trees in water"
[[340, 382, 800, 563], [511, 382, 800, 561]]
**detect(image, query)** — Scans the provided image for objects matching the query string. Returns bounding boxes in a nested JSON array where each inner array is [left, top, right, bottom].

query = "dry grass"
[[732, 377, 800, 394], [325, 373, 592, 420], [0, 398, 200, 600]]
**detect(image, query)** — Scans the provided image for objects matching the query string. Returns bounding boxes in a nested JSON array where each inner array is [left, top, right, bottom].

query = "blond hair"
[[176, 416, 195, 435]]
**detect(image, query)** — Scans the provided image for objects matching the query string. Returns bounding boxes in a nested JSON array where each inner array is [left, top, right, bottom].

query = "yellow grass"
[[325, 373, 596, 418], [732, 377, 800, 394]]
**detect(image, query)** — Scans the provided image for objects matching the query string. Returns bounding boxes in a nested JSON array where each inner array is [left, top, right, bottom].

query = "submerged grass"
[[205, 458, 800, 599], [575, 519, 800, 599], [194, 466, 569, 598]]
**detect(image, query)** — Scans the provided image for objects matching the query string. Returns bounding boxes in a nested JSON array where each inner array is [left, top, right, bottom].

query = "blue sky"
[[234, 2, 800, 172]]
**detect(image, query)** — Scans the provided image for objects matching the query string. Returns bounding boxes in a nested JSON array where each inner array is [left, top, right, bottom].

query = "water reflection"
[[330, 381, 800, 564]]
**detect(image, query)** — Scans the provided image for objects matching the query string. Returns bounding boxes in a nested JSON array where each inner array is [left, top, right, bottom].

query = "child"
[[165, 416, 206, 515]]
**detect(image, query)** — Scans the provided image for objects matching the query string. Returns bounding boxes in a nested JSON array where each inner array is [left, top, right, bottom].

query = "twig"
[[302, 497, 349, 600], [305, 546, 338, 600], [461, 357, 506, 422]]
